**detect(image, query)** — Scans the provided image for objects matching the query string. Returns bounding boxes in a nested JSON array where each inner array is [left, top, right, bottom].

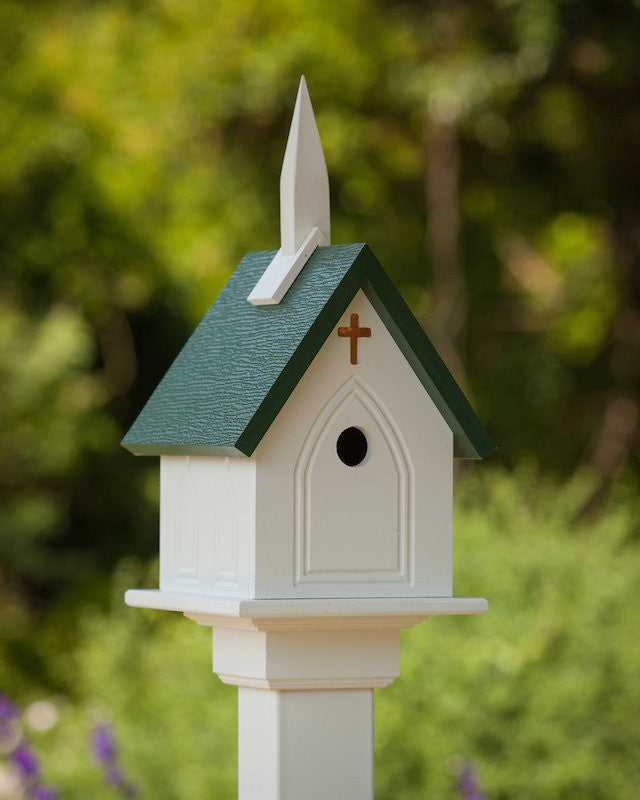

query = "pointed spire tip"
[[280, 75, 330, 253]]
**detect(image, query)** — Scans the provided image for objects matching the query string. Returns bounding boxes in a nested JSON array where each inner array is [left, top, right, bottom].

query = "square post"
[[239, 688, 374, 800]]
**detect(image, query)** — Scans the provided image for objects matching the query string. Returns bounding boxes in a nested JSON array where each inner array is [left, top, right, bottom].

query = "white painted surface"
[[248, 76, 330, 305], [248, 227, 328, 306], [279, 76, 330, 253], [125, 588, 488, 621], [212, 627, 401, 689], [254, 289, 453, 599], [295, 375, 411, 584], [238, 688, 373, 800], [159, 456, 255, 597]]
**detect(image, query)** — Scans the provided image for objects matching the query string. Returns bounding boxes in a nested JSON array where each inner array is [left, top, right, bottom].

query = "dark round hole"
[[336, 427, 368, 467]]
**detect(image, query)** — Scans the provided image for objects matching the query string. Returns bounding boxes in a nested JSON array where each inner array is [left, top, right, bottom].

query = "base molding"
[[217, 674, 395, 690], [210, 627, 402, 690]]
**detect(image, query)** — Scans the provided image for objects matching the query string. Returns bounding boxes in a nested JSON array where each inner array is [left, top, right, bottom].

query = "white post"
[[127, 596, 487, 799], [188, 614, 425, 800], [238, 688, 374, 800]]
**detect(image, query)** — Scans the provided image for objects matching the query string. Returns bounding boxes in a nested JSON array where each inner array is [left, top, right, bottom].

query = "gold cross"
[[338, 313, 371, 364]]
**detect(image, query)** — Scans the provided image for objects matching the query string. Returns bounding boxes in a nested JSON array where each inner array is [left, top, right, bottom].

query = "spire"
[[280, 75, 330, 253], [248, 76, 331, 306]]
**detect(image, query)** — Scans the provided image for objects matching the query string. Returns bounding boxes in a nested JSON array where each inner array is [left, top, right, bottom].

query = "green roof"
[[122, 243, 495, 459]]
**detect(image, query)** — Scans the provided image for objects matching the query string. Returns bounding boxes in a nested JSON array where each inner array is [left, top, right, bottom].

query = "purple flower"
[[457, 763, 487, 800], [0, 693, 17, 722], [459, 766, 478, 793], [0, 695, 59, 799], [90, 722, 137, 796], [11, 742, 40, 780], [106, 765, 137, 797], [91, 723, 116, 763], [28, 786, 58, 800], [105, 764, 125, 786], [0, 693, 18, 742]]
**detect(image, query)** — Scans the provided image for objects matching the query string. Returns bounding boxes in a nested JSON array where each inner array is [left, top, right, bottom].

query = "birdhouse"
[[122, 78, 494, 610]]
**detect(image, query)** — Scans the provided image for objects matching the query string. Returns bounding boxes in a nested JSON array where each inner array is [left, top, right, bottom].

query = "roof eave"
[[121, 442, 250, 457]]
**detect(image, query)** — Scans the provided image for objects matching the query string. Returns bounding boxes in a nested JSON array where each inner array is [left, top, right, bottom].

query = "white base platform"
[[125, 589, 488, 631]]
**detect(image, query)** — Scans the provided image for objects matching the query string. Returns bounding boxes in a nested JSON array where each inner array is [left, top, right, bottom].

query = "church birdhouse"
[[123, 77, 494, 800], [123, 78, 493, 609]]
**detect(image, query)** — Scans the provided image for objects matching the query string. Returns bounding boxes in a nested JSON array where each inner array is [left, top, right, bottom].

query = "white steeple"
[[279, 75, 330, 253], [248, 76, 330, 306]]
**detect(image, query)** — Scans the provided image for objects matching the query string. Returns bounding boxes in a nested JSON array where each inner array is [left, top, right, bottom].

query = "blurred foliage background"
[[1, 0, 640, 797]]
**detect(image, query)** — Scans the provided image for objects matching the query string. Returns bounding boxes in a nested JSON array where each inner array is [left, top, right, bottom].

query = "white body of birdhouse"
[[158, 288, 453, 601]]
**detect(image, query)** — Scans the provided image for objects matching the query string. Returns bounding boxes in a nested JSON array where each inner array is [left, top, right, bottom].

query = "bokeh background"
[[2, 1, 640, 798]]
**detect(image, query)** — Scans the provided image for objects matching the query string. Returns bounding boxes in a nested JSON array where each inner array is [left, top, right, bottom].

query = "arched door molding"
[[294, 375, 414, 587]]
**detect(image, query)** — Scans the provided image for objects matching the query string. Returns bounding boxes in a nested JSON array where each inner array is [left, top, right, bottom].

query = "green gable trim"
[[122, 243, 495, 459], [360, 267, 495, 459]]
